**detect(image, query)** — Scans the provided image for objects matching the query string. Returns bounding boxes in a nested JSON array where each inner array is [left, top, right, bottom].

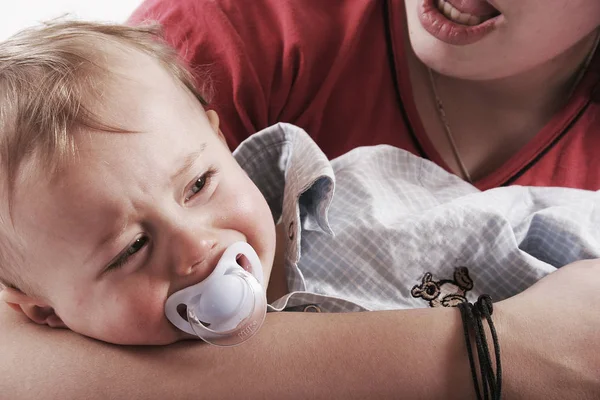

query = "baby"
[[1, 20, 599, 346], [0, 21, 280, 345]]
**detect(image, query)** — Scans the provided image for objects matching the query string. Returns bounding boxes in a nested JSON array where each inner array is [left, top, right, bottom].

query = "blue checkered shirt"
[[233, 124, 600, 312]]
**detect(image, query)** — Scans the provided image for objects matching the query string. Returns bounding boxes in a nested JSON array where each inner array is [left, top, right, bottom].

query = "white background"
[[0, 0, 143, 40]]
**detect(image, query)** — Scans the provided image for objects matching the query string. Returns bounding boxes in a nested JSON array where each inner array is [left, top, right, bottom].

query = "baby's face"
[[9, 52, 276, 344]]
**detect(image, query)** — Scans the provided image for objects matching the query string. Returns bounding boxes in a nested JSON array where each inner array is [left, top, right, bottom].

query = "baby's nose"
[[173, 230, 217, 277]]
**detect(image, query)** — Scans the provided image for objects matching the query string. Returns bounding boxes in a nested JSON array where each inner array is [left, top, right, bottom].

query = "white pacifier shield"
[[165, 241, 267, 347], [197, 274, 245, 322]]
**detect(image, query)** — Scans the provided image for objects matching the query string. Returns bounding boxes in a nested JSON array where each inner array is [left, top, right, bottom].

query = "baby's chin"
[[141, 329, 199, 346], [75, 324, 192, 346], [148, 326, 204, 345], [177, 332, 203, 343]]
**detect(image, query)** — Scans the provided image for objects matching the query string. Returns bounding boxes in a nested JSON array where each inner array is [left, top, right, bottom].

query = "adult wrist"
[[457, 295, 502, 400]]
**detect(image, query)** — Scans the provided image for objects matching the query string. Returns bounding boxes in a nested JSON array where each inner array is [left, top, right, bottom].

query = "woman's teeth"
[[436, 0, 490, 26]]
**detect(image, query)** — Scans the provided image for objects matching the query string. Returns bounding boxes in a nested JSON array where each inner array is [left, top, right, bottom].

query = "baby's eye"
[[191, 175, 207, 195], [126, 237, 147, 255], [185, 169, 216, 202], [107, 236, 149, 271]]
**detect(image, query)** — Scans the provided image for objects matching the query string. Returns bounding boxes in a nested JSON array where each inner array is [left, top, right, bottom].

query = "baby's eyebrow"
[[86, 215, 129, 270], [98, 217, 129, 248], [171, 144, 206, 184]]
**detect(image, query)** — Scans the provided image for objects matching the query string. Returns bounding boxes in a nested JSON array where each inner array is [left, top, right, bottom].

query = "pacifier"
[[165, 242, 267, 346]]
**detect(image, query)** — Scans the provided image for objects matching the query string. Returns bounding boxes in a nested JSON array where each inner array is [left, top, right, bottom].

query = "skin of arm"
[[0, 302, 479, 399], [2, 259, 600, 399]]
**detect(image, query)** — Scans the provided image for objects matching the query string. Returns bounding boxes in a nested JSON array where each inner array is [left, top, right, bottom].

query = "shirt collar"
[[233, 123, 335, 264]]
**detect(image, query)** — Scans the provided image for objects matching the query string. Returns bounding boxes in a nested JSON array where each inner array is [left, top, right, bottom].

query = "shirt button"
[[303, 304, 321, 313], [288, 220, 295, 240]]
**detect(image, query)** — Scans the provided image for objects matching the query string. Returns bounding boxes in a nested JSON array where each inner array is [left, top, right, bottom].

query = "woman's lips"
[[418, 0, 501, 46]]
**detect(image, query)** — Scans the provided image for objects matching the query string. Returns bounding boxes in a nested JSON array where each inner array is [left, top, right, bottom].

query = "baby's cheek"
[[232, 180, 272, 226], [69, 283, 174, 345], [97, 297, 173, 344], [119, 287, 173, 338]]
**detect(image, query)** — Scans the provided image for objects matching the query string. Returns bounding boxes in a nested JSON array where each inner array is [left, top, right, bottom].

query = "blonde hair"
[[0, 19, 209, 292]]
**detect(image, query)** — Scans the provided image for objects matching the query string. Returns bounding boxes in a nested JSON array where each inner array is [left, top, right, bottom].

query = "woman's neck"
[[409, 29, 599, 181], [444, 31, 598, 119]]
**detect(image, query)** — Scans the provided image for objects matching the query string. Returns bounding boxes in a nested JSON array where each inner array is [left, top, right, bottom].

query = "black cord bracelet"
[[457, 295, 502, 400]]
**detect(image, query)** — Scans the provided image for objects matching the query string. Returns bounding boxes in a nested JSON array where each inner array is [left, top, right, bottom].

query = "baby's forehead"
[[1, 48, 172, 195], [93, 51, 190, 121], [8, 158, 129, 263], [4, 46, 213, 226]]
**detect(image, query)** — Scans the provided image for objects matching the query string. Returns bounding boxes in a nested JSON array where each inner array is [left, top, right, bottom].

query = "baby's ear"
[[0, 287, 66, 328], [205, 109, 228, 146]]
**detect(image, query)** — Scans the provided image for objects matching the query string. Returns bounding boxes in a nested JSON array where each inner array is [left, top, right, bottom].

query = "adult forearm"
[[7, 259, 599, 399], [0, 303, 479, 400]]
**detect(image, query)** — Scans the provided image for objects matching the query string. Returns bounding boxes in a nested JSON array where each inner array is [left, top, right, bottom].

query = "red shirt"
[[129, 0, 600, 190]]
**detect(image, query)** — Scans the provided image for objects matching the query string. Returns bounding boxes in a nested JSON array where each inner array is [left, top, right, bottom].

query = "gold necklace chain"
[[427, 29, 600, 184]]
